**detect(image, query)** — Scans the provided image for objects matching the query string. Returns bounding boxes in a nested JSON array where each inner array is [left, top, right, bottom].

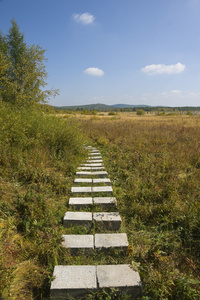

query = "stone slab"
[[91, 171, 108, 178], [93, 179, 111, 185], [82, 163, 103, 167], [68, 197, 93, 209], [62, 235, 94, 252], [86, 160, 103, 163], [71, 187, 92, 193], [93, 197, 117, 208], [88, 156, 102, 160], [74, 178, 92, 184], [50, 265, 97, 299], [89, 152, 101, 156], [93, 212, 121, 231], [97, 265, 142, 297], [89, 149, 100, 152], [92, 186, 113, 194], [63, 211, 92, 228], [95, 233, 128, 249], [76, 171, 108, 178], [78, 167, 105, 171], [76, 171, 93, 177]]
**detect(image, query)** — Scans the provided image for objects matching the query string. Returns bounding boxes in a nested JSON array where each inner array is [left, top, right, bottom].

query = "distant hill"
[[112, 104, 151, 108], [54, 103, 151, 110]]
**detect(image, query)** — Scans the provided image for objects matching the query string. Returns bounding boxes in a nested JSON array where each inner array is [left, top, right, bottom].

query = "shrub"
[[0, 102, 87, 298], [136, 109, 145, 115]]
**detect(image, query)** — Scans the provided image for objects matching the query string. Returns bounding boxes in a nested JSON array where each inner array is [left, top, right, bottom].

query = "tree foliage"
[[0, 19, 58, 105]]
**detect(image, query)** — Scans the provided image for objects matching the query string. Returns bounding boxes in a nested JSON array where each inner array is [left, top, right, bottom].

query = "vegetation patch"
[[79, 115, 200, 299]]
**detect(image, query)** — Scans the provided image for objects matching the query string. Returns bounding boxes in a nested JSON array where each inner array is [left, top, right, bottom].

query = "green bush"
[[0, 102, 87, 299], [136, 109, 145, 115]]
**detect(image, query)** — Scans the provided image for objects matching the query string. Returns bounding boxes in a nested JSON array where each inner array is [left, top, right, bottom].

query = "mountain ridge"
[[54, 103, 152, 110]]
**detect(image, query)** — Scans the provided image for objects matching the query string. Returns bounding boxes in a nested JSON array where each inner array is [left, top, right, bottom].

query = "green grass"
[[0, 102, 87, 299]]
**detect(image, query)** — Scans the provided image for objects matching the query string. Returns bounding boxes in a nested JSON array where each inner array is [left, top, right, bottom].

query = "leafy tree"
[[0, 19, 58, 105]]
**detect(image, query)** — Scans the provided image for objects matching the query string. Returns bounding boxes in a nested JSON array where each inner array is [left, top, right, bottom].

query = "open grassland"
[[1, 106, 200, 300], [79, 113, 200, 299]]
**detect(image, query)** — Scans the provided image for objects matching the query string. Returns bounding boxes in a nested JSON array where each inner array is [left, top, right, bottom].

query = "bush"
[[136, 109, 145, 115], [0, 102, 87, 298]]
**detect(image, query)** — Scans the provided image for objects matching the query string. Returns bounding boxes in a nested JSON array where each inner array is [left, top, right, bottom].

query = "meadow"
[[1, 105, 200, 299], [78, 112, 200, 299]]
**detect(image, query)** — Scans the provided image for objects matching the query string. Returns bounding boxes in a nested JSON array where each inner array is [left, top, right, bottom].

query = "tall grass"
[[0, 102, 87, 299], [80, 115, 200, 299]]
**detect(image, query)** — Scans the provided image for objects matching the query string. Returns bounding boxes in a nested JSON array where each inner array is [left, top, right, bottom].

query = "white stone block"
[[63, 211, 92, 227], [88, 156, 102, 160], [82, 163, 103, 167], [93, 197, 117, 208], [78, 167, 105, 171], [97, 265, 142, 297], [89, 152, 101, 156], [76, 171, 108, 178], [93, 178, 111, 185], [86, 159, 103, 163], [92, 186, 113, 194], [74, 178, 92, 184], [71, 187, 92, 193], [95, 233, 128, 249], [93, 212, 121, 230], [50, 265, 97, 299], [62, 234, 94, 252], [76, 171, 93, 177], [69, 197, 93, 209]]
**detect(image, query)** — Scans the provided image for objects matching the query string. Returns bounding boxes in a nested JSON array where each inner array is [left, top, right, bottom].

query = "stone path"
[[50, 146, 142, 299]]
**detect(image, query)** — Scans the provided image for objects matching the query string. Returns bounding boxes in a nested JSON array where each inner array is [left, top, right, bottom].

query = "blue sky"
[[1, 0, 200, 107]]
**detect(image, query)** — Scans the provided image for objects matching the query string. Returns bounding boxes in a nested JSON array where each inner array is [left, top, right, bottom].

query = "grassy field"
[[1, 106, 200, 299], [78, 112, 200, 299]]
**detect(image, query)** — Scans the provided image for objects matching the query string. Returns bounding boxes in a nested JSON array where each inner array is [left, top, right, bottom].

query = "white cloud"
[[73, 12, 95, 25], [141, 62, 185, 75], [171, 89, 182, 94], [84, 67, 104, 77]]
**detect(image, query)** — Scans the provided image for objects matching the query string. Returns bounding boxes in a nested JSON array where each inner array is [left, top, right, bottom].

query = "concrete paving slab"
[[89, 152, 101, 155], [86, 160, 103, 163], [78, 167, 105, 171], [93, 212, 121, 231], [62, 235, 94, 253], [63, 211, 92, 227], [92, 186, 113, 194], [97, 264, 142, 297], [50, 265, 97, 299], [74, 178, 92, 184], [88, 156, 102, 160], [93, 197, 117, 209], [95, 233, 128, 250], [77, 167, 93, 170], [76, 171, 108, 178], [93, 179, 111, 185], [69, 197, 93, 209], [71, 186, 92, 193], [76, 171, 93, 177], [82, 163, 103, 167], [91, 171, 108, 178]]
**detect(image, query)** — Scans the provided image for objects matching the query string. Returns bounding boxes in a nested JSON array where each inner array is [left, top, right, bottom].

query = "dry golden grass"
[[78, 112, 200, 299]]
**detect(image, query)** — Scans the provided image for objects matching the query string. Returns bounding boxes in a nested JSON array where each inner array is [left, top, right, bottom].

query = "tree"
[[0, 19, 58, 105]]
